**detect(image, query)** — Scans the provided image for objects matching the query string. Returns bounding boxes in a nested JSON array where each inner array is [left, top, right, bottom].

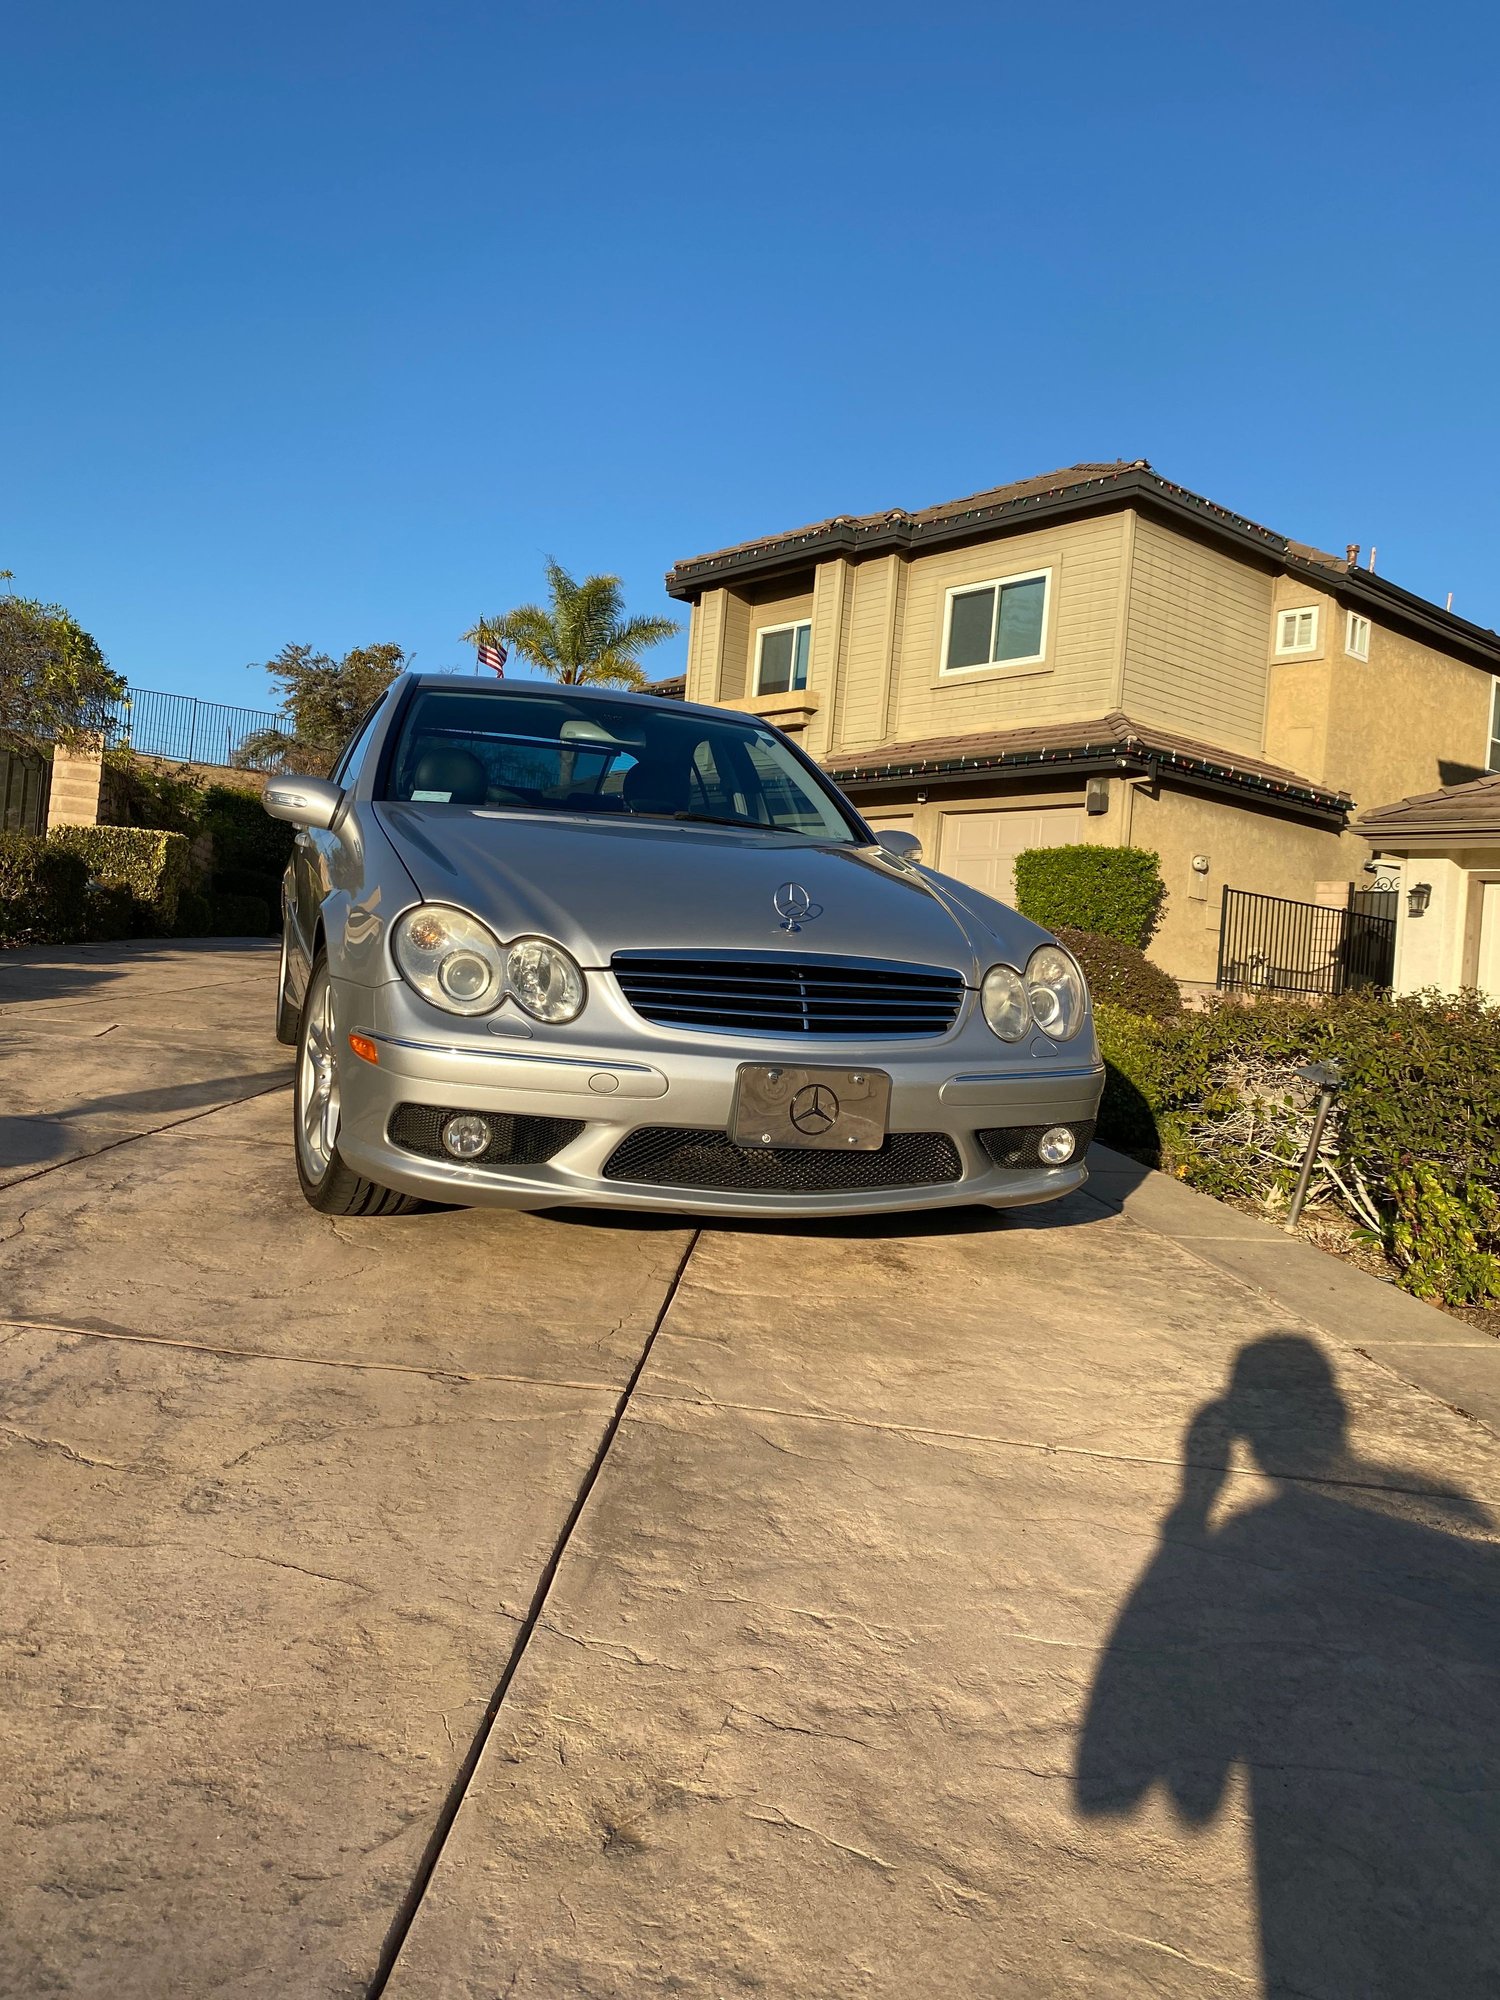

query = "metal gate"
[[0, 746, 52, 835], [1217, 884, 1396, 997]]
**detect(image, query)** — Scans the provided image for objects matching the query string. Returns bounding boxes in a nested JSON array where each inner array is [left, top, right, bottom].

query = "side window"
[[741, 737, 846, 837], [330, 700, 386, 784], [690, 738, 743, 816]]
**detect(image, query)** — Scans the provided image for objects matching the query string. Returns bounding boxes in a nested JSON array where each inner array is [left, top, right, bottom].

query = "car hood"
[[373, 806, 1048, 979]]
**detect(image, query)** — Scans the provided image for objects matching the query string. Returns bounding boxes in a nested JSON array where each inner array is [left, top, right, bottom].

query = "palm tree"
[[463, 559, 679, 692]]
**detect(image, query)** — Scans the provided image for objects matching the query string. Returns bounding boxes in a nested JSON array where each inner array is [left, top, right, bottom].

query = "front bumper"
[[331, 975, 1105, 1218]]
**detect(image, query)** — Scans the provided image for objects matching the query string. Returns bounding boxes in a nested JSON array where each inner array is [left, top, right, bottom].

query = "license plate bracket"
[[730, 1064, 892, 1152]]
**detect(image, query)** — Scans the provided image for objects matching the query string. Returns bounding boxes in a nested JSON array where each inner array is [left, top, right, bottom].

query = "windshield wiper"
[[671, 810, 779, 831]]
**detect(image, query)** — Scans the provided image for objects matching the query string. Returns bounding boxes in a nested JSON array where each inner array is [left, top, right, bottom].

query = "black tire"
[[274, 928, 301, 1046], [293, 952, 418, 1216]]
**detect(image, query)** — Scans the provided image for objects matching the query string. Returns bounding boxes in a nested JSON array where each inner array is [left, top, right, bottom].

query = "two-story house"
[[665, 461, 1500, 986]]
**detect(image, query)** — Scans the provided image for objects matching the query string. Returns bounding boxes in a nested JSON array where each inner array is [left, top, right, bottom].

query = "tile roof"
[[671, 462, 1153, 576], [1355, 770, 1500, 839], [822, 711, 1350, 816]]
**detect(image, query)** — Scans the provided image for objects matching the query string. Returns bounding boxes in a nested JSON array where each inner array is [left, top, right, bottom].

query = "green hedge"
[[0, 834, 89, 946], [1095, 991, 1500, 1304], [1014, 844, 1166, 947], [47, 825, 192, 934], [1055, 926, 1181, 1022]]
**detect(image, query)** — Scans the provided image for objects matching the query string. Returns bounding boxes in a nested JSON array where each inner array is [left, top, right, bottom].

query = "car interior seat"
[[409, 747, 488, 805], [621, 755, 692, 818]]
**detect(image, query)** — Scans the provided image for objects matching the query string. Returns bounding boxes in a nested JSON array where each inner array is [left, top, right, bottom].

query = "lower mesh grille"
[[388, 1103, 584, 1167], [603, 1127, 963, 1194], [976, 1120, 1095, 1169]]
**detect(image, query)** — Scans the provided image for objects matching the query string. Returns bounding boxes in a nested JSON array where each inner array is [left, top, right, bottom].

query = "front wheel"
[[293, 954, 416, 1216]]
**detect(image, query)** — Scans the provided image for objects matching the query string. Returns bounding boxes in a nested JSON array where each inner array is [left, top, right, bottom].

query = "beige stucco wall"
[[1121, 516, 1275, 754], [1326, 625, 1494, 806], [1118, 784, 1343, 987], [1378, 848, 1500, 997]]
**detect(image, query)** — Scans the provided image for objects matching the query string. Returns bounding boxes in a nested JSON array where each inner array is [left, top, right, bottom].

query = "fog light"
[[441, 1113, 491, 1159], [1038, 1126, 1076, 1166]]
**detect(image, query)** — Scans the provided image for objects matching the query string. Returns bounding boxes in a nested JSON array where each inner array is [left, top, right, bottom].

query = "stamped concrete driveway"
[[4, 941, 1500, 1999]]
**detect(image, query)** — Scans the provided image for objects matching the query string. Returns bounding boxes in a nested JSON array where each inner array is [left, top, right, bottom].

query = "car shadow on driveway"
[[1075, 1334, 1500, 1998], [0, 1069, 292, 1174]]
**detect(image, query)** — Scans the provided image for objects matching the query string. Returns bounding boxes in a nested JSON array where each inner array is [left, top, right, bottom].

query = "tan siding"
[[803, 559, 849, 760], [835, 556, 902, 748], [887, 514, 1126, 747], [717, 592, 752, 703], [683, 590, 722, 706], [1122, 517, 1273, 754]]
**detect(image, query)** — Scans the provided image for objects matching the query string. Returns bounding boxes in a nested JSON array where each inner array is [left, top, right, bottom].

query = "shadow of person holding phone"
[[1076, 1335, 1500, 1997]]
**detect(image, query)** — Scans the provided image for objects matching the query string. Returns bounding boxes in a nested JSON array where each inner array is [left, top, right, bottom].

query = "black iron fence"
[[1217, 885, 1397, 997], [0, 745, 52, 835], [107, 686, 285, 771]]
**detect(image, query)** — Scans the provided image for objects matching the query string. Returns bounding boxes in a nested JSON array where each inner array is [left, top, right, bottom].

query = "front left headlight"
[[393, 904, 505, 1016], [506, 937, 586, 1023], [1026, 943, 1087, 1040]]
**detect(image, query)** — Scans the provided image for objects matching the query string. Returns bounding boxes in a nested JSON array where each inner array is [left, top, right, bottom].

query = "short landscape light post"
[[1286, 1059, 1344, 1233]]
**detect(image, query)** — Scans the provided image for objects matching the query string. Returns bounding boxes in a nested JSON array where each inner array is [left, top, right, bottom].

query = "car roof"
[[402, 672, 730, 726]]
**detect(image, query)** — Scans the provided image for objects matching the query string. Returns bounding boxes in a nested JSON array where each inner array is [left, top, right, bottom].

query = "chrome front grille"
[[610, 951, 966, 1038]]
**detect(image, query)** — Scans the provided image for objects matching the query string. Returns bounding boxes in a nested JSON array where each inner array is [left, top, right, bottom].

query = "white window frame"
[[753, 619, 812, 697], [1345, 610, 1371, 661], [939, 567, 1053, 677], [1489, 681, 1500, 774], [1275, 606, 1320, 655]]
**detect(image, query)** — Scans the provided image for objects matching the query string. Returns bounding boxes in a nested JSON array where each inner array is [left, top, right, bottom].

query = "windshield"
[[380, 686, 864, 843]]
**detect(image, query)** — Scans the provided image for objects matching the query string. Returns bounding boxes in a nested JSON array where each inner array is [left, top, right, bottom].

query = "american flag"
[[476, 637, 507, 676]]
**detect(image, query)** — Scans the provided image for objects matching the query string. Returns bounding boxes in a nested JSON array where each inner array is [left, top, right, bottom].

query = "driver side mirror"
[[263, 775, 344, 831], [875, 828, 922, 864]]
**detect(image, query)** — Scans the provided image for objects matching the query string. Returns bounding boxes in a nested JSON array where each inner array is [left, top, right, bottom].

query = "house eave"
[[826, 740, 1349, 829]]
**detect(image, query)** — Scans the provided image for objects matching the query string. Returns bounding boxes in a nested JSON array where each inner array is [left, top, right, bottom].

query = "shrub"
[[1388, 1165, 1500, 1307], [1093, 989, 1500, 1305], [1014, 844, 1166, 947], [102, 752, 206, 836], [47, 825, 192, 934], [1055, 926, 1181, 1021], [0, 833, 88, 946], [202, 784, 292, 879]]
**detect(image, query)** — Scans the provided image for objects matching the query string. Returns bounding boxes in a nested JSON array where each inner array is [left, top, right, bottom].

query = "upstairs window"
[[1490, 683, 1500, 774], [1345, 611, 1371, 660], [1276, 606, 1319, 654], [754, 621, 811, 696], [942, 569, 1051, 672]]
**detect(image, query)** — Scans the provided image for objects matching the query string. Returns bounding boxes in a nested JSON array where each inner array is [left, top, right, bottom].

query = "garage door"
[[936, 807, 1086, 906]]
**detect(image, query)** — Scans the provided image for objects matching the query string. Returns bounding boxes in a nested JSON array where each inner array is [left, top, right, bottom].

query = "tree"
[[0, 583, 124, 754], [239, 642, 410, 772], [463, 559, 679, 692]]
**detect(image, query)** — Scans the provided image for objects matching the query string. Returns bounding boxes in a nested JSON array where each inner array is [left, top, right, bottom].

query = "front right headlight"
[[393, 904, 505, 1016], [981, 963, 1029, 1041]]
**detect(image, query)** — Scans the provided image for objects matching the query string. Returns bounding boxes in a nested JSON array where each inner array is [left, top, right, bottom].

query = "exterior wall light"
[[1407, 882, 1433, 917]]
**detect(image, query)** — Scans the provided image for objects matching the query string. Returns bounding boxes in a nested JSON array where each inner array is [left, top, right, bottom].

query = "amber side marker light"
[[348, 1033, 380, 1065]]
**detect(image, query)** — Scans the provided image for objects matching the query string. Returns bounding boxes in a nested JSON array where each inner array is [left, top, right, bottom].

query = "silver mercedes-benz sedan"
[[264, 674, 1104, 1218]]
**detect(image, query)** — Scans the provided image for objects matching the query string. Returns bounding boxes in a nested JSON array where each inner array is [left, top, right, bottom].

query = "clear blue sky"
[[6, 1, 1498, 712]]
